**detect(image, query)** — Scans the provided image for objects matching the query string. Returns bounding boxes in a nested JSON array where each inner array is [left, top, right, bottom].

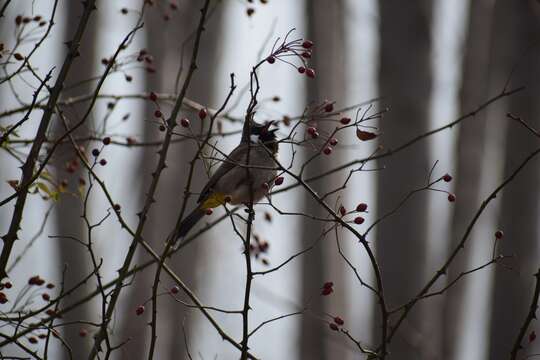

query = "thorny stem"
[[87, 1, 211, 358], [0, 0, 98, 280]]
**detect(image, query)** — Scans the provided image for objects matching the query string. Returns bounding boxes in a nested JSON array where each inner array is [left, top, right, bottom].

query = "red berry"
[[323, 146, 332, 155], [91, 149, 100, 157], [301, 51, 311, 59], [339, 206, 346, 216], [329, 138, 338, 146], [0, 292, 7, 304], [354, 216, 365, 225], [154, 109, 162, 118], [170, 286, 180, 294], [136, 305, 145, 316], [14, 53, 24, 61], [28, 336, 38, 344], [99, 159, 107, 166], [443, 174, 452, 182], [46, 283, 55, 289], [530, 330, 537, 343], [259, 241, 269, 252], [356, 203, 368, 212], [307, 127, 319, 139], [125, 74, 133, 82], [495, 230, 504, 239], [324, 103, 334, 113], [79, 328, 88, 337], [266, 56, 275, 64], [121, 8, 128, 14], [42, 293, 50, 301], [340, 117, 351, 125], [180, 118, 190, 127], [297, 66, 306, 74], [302, 40, 314, 49], [274, 176, 284, 186], [447, 193, 456, 202], [334, 316, 344, 326], [113, 204, 121, 211], [305, 68, 316, 78], [329, 323, 339, 331], [198, 108, 208, 120], [102, 137, 111, 145], [149, 92, 158, 102], [205, 208, 213, 216], [29, 276, 44, 286], [321, 287, 333, 296], [323, 281, 333, 289], [3, 282, 12, 289], [246, 7, 255, 16]]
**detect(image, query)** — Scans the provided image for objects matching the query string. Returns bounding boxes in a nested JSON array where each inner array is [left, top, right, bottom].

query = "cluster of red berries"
[[249, 234, 270, 266], [328, 315, 345, 331], [136, 49, 155, 73], [245, 0, 269, 17], [15, 14, 47, 27], [321, 281, 334, 296], [338, 203, 368, 225], [439, 173, 456, 202], [265, 33, 316, 79], [90, 136, 112, 167]]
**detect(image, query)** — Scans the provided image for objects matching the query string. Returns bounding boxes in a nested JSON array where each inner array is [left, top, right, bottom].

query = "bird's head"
[[249, 120, 278, 145]]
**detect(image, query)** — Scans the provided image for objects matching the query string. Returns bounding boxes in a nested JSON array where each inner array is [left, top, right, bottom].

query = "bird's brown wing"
[[197, 145, 247, 203]]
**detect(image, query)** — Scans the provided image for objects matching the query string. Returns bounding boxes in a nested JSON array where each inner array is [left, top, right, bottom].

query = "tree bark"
[[52, 3, 98, 358], [443, 1, 495, 359], [300, 1, 347, 359], [489, 1, 540, 359], [374, 1, 433, 358], [117, 3, 224, 359]]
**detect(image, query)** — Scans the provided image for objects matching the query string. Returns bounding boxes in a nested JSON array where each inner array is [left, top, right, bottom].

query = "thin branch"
[[510, 269, 540, 360]]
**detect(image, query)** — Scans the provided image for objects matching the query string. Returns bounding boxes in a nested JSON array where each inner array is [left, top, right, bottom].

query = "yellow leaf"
[[36, 182, 52, 197]]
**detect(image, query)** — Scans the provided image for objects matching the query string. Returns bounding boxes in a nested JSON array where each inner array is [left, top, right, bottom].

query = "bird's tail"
[[176, 207, 205, 240]]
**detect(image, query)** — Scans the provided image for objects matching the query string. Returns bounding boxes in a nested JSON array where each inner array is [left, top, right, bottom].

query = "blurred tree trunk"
[[52, 2, 98, 358], [373, 1, 432, 358], [488, 1, 540, 359], [300, 1, 347, 359], [442, 1, 494, 359], [118, 3, 224, 359]]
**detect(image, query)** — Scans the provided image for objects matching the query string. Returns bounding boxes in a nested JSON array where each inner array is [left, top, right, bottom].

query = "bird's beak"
[[264, 120, 279, 133]]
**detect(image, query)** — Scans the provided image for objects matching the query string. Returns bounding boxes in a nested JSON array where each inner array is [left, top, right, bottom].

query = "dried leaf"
[[356, 129, 378, 141]]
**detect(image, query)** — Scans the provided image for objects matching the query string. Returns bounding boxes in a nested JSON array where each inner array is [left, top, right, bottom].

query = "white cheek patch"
[[250, 134, 259, 143]]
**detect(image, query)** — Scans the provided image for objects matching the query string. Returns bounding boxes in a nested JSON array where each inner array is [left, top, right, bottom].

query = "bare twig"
[[510, 269, 540, 360]]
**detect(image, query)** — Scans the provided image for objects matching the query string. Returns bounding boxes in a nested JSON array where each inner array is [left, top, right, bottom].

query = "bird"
[[175, 119, 279, 240]]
